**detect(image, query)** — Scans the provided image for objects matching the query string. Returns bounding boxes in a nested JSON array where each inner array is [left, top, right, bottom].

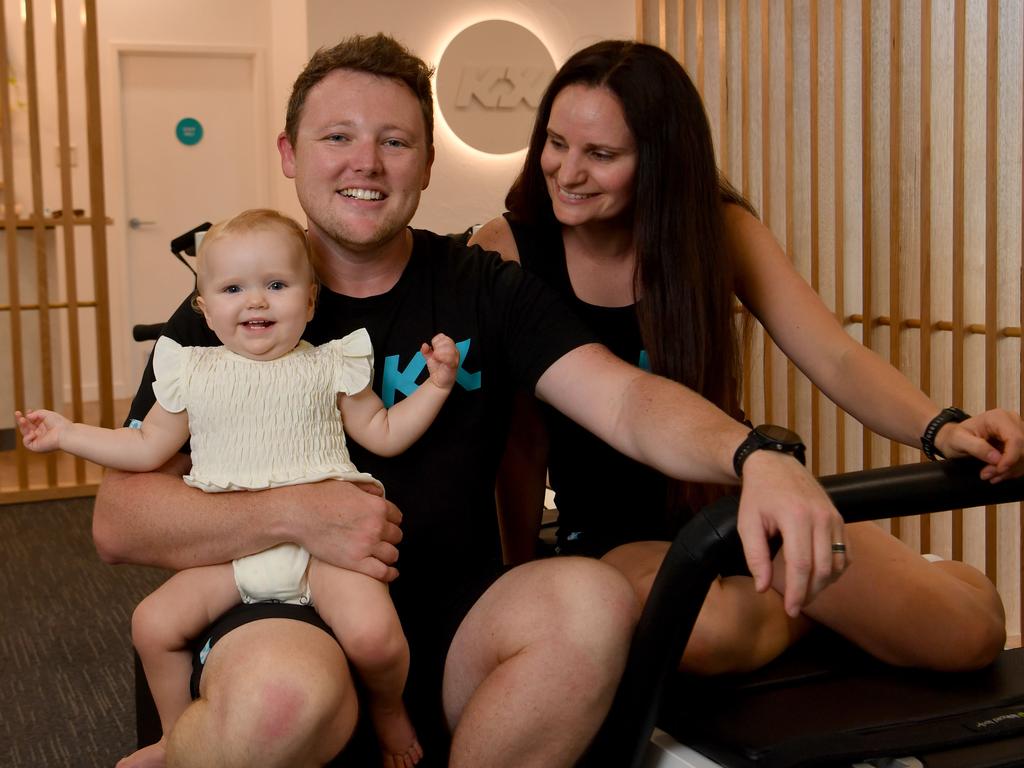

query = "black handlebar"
[[588, 458, 1024, 768]]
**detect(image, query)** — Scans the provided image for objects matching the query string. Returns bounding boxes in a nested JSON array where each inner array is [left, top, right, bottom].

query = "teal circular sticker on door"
[[175, 117, 203, 146]]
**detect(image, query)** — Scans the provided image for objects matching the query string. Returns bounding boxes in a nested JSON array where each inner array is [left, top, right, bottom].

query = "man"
[[95, 35, 844, 767]]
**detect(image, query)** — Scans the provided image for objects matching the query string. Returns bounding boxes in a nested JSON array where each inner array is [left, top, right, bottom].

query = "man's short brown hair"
[[284, 33, 435, 150]]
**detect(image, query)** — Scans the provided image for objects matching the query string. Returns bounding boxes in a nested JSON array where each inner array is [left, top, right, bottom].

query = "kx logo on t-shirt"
[[381, 338, 481, 407]]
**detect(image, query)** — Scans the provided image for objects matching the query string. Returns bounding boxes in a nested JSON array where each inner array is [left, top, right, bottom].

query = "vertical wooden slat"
[[23, 0, 58, 485], [53, 0, 87, 484], [659, 0, 667, 50], [761, 0, 773, 423], [834, 0, 846, 474], [861, 0, 874, 472], [0, 1, 29, 488], [741, 0, 751, 200], [1015, 0, 1024, 643], [919, 0, 933, 553], [888, 0, 903, 539], [984, 0, 999, 581], [637, 0, 646, 43], [809, 0, 820, 474], [697, 0, 706, 95], [718, 0, 728, 177], [678, 0, 687, 64], [740, 0, 752, 419], [951, 0, 966, 561], [784, 0, 796, 432], [83, 0, 114, 429]]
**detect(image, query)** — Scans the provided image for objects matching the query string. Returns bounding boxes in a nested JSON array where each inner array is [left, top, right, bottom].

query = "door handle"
[[128, 217, 156, 229]]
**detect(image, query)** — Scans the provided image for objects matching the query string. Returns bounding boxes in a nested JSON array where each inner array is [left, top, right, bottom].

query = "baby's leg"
[[117, 563, 240, 768], [308, 558, 422, 768]]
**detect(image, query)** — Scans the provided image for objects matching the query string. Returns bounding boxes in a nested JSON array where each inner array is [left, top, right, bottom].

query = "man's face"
[[278, 68, 433, 256]]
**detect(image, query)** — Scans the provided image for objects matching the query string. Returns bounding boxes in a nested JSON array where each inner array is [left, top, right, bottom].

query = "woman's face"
[[540, 84, 638, 228]]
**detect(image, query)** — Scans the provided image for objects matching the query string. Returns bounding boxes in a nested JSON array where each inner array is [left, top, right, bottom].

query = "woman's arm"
[[495, 392, 550, 565], [727, 204, 1023, 475], [468, 216, 520, 263], [17, 404, 188, 472]]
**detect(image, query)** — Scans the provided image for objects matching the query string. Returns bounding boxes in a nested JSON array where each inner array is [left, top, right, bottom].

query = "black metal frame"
[[583, 457, 1024, 767]]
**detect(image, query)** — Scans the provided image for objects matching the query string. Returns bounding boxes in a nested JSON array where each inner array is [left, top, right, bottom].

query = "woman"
[[471, 40, 1022, 674]]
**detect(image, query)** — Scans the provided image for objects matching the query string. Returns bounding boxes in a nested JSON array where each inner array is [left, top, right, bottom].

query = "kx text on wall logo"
[[436, 20, 556, 154]]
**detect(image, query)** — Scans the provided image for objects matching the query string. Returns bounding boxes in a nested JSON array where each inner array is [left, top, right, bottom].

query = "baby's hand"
[[422, 334, 460, 391], [15, 409, 69, 453]]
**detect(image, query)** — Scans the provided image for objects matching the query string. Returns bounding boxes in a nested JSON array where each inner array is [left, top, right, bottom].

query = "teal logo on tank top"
[[381, 338, 481, 407]]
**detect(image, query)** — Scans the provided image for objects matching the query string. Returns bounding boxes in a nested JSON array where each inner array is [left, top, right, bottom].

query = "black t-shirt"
[[127, 228, 597, 629], [505, 213, 674, 556]]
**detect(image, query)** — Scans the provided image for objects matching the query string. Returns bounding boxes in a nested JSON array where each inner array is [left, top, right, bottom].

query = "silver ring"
[[831, 542, 847, 554]]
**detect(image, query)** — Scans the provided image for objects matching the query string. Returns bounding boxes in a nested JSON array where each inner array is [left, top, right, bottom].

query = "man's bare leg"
[[165, 619, 356, 768], [442, 557, 638, 768]]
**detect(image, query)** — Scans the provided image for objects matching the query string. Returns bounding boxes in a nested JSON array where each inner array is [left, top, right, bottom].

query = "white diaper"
[[232, 543, 312, 606]]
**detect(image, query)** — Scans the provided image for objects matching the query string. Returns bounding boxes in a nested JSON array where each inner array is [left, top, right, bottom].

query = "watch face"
[[757, 424, 802, 447]]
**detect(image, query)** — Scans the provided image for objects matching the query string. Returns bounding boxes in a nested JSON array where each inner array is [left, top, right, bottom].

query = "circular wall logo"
[[436, 20, 556, 154], [175, 117, 203, 146]]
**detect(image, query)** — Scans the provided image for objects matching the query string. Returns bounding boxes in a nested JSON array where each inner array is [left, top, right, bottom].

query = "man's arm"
[[92, 454, 404, 581], [535, 343, 844, 617]]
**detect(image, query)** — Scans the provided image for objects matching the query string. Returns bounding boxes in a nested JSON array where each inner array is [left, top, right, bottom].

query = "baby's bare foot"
[[115, 739, 167, 768], [372, 701, 423, 768]]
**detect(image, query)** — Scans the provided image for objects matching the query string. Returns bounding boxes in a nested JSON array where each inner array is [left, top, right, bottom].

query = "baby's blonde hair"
[[193, 209, 317, 306]]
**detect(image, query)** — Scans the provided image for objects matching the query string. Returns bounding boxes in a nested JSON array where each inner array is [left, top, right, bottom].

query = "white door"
[[119, 50, 268, 379]]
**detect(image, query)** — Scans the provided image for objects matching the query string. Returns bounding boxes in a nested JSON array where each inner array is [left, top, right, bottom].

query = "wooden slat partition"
[[919, 0, 933, 553], [23, 0, 58, 487], [0, 0, 114, 503], [0, 2, 28, 490], [951, 0, 966, 560], [637, 0, 1024, 644], [54, 0, 86, 485]]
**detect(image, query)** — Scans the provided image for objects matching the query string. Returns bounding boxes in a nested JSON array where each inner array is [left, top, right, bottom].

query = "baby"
[[17, 209, 456, 768]]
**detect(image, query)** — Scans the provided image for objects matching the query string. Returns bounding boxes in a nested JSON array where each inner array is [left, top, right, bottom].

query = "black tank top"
[[505, 213, 674, 556]]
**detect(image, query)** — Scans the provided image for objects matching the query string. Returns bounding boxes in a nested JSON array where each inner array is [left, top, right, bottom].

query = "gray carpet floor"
[[0, 496, 170, 767]]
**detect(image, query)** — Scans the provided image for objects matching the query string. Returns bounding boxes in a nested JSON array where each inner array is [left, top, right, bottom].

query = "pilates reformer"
[[583, 457, 1024, 768]]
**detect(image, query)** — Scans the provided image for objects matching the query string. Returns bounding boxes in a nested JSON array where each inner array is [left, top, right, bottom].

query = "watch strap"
[[732, 426, 806, 478], [920, 407, 970, 460]]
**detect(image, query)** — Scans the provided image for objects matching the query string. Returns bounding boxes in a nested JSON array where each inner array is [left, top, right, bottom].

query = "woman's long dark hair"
[[507, 40, 751, 509]]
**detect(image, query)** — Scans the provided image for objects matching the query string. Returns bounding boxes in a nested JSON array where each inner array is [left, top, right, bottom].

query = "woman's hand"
[[934, 408, 1024, 482]]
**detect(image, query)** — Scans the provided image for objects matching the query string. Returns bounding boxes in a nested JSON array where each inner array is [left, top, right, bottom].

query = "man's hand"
[[934, 408, 1024, 483], [736, 450, 845, 618], [285, 479, 405, 582]]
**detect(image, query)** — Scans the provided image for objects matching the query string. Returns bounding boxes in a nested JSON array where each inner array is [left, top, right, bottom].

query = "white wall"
[[96, 0, 306, 397]]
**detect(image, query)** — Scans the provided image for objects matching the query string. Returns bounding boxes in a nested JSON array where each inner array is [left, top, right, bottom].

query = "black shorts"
[[189, 602, 332, 699]]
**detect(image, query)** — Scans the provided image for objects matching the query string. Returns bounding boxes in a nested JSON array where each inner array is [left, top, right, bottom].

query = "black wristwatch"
[[920, 407, 970, 460], [733, 424, 807, 478]]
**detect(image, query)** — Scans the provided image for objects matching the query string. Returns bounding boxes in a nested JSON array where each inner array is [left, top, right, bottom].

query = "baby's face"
[[195, 228, 316, 361]]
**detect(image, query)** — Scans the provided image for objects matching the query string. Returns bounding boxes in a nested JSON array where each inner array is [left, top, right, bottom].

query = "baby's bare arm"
[[16, 404, 189, 472], [340, 334, 459, 457]]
